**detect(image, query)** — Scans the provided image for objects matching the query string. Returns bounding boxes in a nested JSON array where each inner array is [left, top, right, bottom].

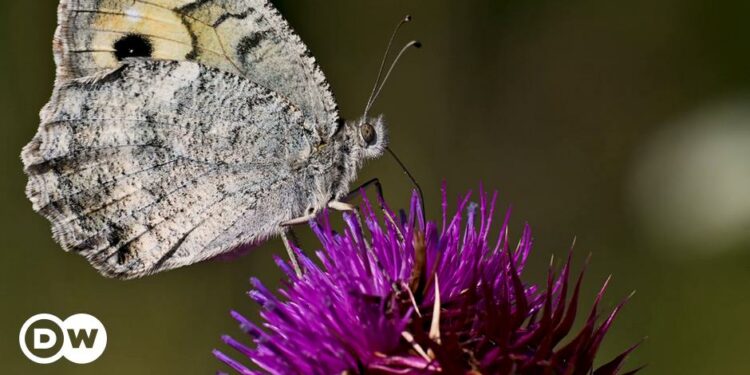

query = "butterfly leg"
[[329, 178, 383, 221], [279, 211, 319, 278], [342, 178, 385, 203], [336, 178, 405, 242], [326, 200, 375, 251], [280, 212, 317, 227], [330, 180, 404, 294], [329, 178, 381, 221], [280, 229, 303, 278], [277, 179, 394, 277], [328, 200, 356, 211]]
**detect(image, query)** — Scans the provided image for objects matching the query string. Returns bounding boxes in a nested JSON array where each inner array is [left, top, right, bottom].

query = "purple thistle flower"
[[214, 185, 640, 374]]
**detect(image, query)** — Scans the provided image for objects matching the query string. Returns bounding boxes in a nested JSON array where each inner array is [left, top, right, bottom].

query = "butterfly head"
[[355, 116, 388, 160], [313, 116, 387, 203]]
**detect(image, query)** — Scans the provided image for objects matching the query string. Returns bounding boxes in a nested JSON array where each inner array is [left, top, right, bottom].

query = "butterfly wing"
[[23, 59, 319, 278], [55, 0, 338, 135]]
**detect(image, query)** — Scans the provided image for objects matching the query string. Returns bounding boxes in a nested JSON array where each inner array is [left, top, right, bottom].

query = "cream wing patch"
[[54, 0, 339, 135], [56, 0, 194, 78]]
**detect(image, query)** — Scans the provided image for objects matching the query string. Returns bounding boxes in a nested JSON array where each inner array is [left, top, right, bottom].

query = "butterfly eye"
[[114, 34, 153, 61], [360, 123, 377, 146]]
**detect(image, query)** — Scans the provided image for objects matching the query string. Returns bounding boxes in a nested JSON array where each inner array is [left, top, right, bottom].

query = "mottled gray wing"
[[22, 59, 318, 278], [53, 0, 339, 137]]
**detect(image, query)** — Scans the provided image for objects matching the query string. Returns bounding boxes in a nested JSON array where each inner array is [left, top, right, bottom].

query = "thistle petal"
[[216, 187, 639, 375]]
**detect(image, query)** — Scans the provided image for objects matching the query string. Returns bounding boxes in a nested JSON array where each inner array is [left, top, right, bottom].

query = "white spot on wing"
[[156, 62, 201, 100], [173, 62, 201, 81], [125, 7, 141, 22]]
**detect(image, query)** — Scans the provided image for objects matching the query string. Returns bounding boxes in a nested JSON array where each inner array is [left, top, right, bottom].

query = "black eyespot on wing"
[[114, 34, 154, 61]]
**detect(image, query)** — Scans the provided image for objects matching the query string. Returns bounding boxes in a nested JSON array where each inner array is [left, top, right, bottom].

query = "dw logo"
[[19, 313, 107, 364]]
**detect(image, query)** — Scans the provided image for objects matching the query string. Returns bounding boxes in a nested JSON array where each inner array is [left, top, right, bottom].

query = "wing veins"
[[139, 182, 263, 273], [84, 27, 190, 46], [43, 159, 182, 221], [104, 168, 249, 266], [68, 8, 182, 26], [69, 49, 117, 53], [151, 220, 204, 272], [135, 0, 247, 76], [88, 164, 226, 256]]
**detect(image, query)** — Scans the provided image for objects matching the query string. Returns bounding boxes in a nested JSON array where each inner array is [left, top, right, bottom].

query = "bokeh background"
[[2, 0, 750, 373]]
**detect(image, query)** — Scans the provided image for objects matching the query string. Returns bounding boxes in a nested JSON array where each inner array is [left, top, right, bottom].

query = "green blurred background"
[[2, 0, 750, 373]]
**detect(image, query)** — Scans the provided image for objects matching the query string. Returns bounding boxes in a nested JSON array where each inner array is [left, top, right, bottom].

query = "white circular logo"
[[19, 313, 107, 364]]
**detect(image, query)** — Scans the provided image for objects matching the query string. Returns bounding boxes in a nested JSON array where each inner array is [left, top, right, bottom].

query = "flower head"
[[214, 186, 640, 374]]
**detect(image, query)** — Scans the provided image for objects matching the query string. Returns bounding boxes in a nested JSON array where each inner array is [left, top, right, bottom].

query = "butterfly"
[[22, 0, 418, 279]]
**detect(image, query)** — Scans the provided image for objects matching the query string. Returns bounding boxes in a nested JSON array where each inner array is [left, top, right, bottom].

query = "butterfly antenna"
[[372, 39, 424, 222], [366, 40, 422, 118], [364, 15, 415, 118], [364, 16, 425, 224]]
